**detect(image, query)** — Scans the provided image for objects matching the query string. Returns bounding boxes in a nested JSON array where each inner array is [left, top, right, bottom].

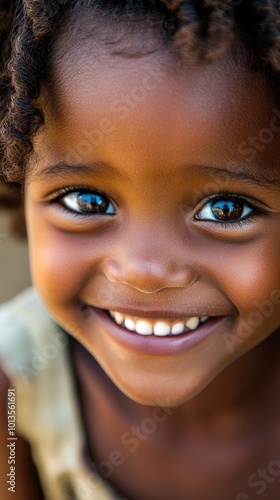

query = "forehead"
[[38, 30, 280, 184]]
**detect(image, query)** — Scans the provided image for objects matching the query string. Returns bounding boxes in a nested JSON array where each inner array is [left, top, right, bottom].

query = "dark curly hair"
[[1, 0, 280, 237]]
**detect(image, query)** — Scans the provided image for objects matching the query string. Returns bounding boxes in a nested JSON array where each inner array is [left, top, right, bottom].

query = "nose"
[[104, 227, 198, 294]]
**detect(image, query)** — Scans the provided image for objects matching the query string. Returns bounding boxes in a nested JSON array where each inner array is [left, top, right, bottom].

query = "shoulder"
[[0, 288, 67, 499], [0, 286, 47, 348], [0, 286, 50, 334], [0, 287, 68, 384], [0, 287, 40, 380]]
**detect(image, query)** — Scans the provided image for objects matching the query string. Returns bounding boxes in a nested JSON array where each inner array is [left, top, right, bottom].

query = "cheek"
[[206, 239, 280, 313], [27, 218, 93, 302]]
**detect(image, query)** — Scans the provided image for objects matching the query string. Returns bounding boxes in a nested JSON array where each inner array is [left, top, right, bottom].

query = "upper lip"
[[87, 305, 228, 319]]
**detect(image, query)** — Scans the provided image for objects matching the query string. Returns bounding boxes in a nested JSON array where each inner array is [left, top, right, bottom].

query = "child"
[[0, 0, 280, 499]]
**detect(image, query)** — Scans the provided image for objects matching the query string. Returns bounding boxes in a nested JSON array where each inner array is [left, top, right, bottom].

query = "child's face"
[[25, 36, 280, 406]]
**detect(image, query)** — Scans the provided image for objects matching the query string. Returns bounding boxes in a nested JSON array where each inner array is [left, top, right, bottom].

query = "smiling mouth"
[[106, 310, 210, 337]]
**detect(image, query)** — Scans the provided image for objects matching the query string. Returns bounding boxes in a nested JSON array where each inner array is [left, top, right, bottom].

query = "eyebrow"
[[33, 162, 127, 182], [33, 161, 280, 190], [194, 166, 280, 190]]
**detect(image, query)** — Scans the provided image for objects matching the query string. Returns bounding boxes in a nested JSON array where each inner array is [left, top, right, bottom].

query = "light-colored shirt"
[[0, 287, 125, 500]]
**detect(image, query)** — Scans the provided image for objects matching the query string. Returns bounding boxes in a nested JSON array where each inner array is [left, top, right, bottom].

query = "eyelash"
[[195, 192, 265, 228], [50, 185, 116, 218], [50, 186, 266, 229]]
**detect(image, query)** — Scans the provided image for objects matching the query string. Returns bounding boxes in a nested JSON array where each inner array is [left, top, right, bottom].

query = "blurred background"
[[0, 211, 31, 304]]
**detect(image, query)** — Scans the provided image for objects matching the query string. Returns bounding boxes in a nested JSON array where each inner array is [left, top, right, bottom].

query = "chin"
[[105, 369, 214, 408]]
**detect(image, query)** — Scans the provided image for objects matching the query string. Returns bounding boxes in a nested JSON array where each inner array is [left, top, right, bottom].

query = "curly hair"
[[1, 0, 280, 237]]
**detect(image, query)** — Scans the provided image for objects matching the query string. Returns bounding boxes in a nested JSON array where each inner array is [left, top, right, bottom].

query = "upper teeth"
[[109, 311, 209, 336]]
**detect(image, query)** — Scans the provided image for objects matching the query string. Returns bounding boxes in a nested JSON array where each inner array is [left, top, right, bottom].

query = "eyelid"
[[194, 192, 266, 227], [194, 192, 265, 214], [49, 185, 116, 204], [49, 185, 117, 216], [49, 185, 111, 199]]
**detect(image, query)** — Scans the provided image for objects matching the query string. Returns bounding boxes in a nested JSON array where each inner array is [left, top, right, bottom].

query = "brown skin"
[[73, 338, 280, 500], [17, 32, 280, 499]]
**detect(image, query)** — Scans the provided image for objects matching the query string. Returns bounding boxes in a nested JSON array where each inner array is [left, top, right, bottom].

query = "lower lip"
[[89, 308, 226, 356]]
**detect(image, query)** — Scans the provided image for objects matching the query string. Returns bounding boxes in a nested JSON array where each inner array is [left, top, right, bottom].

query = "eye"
[[59, 190, 116, 215], [196, 197, 253, 222]]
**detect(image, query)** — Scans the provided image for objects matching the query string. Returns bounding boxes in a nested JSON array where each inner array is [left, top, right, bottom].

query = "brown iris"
[[211, 200, 243, 221], [77, 193, 110, 213]]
